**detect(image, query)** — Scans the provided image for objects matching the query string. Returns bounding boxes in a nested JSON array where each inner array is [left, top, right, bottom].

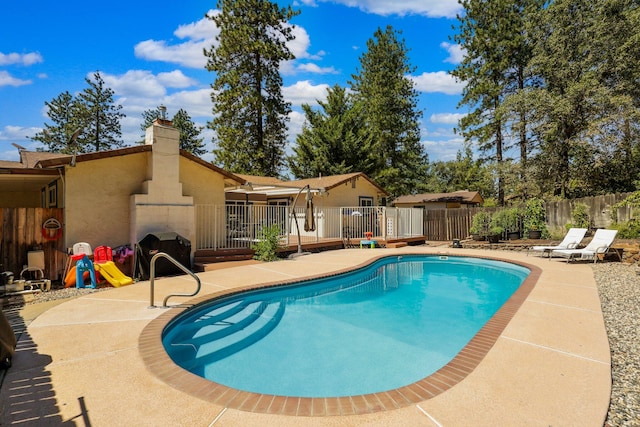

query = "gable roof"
[[234, 174, 286, 186], [286, 173, 388, 195], [393, 190, 483, 205], [0, 150, 66, 193], [34, 146, 244, 186]]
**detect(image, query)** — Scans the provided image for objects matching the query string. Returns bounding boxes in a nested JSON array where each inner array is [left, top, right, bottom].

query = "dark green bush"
[[252, 224, 282, 261], [611, 219, 640, 239]]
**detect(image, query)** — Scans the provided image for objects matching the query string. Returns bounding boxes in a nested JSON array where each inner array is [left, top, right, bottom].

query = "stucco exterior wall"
[[64, 152, 148, 251], [179, 158, 227, 205], [320, 178, 381, 207]]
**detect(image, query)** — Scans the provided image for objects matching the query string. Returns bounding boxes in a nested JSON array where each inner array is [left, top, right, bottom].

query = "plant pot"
[[528, 230, 542, 239], [471, 233, 485, 241], [487, 234, 501, 243], [507, 231, 520, 240]]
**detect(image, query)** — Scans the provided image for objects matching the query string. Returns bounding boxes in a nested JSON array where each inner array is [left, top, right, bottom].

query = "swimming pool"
[[162, 255, 530, 398]]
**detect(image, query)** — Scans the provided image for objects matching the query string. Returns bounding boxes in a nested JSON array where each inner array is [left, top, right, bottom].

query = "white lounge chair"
[[527, 228, 588, 258], [550, 229, 619, 263]]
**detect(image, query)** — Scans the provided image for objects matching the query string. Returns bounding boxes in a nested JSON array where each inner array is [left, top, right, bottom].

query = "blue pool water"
[[163, 255, 529, 398]]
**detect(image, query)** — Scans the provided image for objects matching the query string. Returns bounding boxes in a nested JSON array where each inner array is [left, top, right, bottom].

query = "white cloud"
[[287, 110, 306, 143], [422, 136, 466, 161], [163, 88, 213, 117], [440, 42, 464, 64], [0, 71, 31, 87], [294, 0, 318, 6], [100, 70, 169, 98], [134, 10, 219, 69], [318, 0, 462, 19], [134, 11, 332, 78], [157, 70, 199, 88], [0, 52, 43, 66], [430, 112, 465, 125], [295, 63, 339, 74], [288, 25, 313, 59], [411, 71, 465, 95], [283, 80, 330, 106], [0, 125, 40, 141], [0, 125, 45, 160]]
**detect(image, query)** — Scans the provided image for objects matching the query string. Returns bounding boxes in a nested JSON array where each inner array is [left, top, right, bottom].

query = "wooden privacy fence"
[[424, 192, 636, 241], [0, 208, 66, 282], [424, 208, 498, 241]]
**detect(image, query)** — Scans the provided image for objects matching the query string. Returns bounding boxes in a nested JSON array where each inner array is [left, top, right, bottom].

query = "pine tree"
[[526, 0, 605, 197], [349, 25, 428, 198], [173, 108, 206, 157], [452, 0, 540, 204], [205, 0, 299, 177], [30, 91, 82, 153], [288, 85, 374, 178], [139, 107, 205, 156], [75, 71, 125, 152]]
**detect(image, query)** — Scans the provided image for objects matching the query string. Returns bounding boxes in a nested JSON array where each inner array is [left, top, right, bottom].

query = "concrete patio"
[[0, 246, 611, 426]]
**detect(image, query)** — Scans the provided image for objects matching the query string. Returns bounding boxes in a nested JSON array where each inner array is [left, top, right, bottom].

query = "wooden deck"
[[194, 235, 426, 272]]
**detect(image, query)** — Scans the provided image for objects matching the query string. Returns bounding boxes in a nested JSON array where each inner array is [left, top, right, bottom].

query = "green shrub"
[[469, 211, 492, 237], [492, 207, 522, 233], [571, 202, 591, 229], [523, 198, 549, 238], [252, 224, 282, 262], [611, 220, 640, 239]]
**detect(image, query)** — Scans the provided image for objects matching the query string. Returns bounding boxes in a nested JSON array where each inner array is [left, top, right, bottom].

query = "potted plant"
[[469, 211, 491, 240], [523, 198, 548, 239], [488, 225, 504, 243], [504, 207, 523, 240]]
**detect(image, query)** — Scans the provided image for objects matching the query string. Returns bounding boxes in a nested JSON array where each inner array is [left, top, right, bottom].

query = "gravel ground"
[[593, 263, 640, 427], [3, 262, 640, 425]]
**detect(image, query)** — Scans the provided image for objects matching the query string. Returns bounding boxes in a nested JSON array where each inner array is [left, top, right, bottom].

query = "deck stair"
[[193, 248, 255, 272]]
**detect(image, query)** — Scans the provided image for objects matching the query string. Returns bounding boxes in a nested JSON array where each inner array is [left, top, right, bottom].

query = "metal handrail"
[[148, 252, 201, 308]]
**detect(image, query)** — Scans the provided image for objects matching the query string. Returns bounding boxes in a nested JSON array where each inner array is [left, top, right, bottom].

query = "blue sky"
[[0, 0, 467, 167]]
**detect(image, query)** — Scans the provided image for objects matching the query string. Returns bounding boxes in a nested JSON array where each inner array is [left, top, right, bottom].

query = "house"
[[0, 119, 244, 279], [224, 172, 390, 242], [392, 191, 484, 210], [227, 172, 389, 208], [0, 148, 70, 208]]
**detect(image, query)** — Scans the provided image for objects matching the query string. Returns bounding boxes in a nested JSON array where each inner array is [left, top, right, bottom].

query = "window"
[[359, 197, 373, 207], [47, 181, 57, 208]]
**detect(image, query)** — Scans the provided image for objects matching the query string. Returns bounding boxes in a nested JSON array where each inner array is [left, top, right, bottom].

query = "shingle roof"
[[234, 174, 286, 186], [286, 173, 388, 195], [393, 190, 483, 205]]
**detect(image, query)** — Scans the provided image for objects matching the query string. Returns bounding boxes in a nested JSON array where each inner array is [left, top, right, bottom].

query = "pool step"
[[165, 300, 285, 371]]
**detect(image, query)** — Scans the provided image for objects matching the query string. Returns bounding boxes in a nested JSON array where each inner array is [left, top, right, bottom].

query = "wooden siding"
[[1, 208, 66, 282]]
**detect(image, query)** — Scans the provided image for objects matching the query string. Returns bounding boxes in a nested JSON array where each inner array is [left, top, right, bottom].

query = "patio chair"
[[527, 228, 588, 258], [550, 229, 619, 263]]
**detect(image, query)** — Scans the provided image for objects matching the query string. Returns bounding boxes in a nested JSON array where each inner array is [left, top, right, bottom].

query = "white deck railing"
[[194, 205, 424, 250]]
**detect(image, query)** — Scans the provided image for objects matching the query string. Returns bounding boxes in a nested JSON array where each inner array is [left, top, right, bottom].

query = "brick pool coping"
[[138, 253, 541, 416]]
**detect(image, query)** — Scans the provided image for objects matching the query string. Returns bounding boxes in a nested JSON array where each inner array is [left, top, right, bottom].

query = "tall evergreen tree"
[[350, 25, 428, 198], [173, 108, 206, 157], [205, 0, 299, 177], [452, 0, 539, 204], [288, 85, 374, 178], [526, 0, 604, 197], [30, 91, 82, 153], [139, 107, 206, 156], [583, 0, 640, 194], [75, 71, 125, 152]]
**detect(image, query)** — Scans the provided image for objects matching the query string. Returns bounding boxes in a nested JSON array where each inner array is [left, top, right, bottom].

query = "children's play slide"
[[95, 261, 133, 287], [64, 267, 89, 288]]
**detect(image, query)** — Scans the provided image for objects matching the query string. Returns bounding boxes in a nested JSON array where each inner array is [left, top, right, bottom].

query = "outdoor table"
[[360, 239, 377, 249]]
